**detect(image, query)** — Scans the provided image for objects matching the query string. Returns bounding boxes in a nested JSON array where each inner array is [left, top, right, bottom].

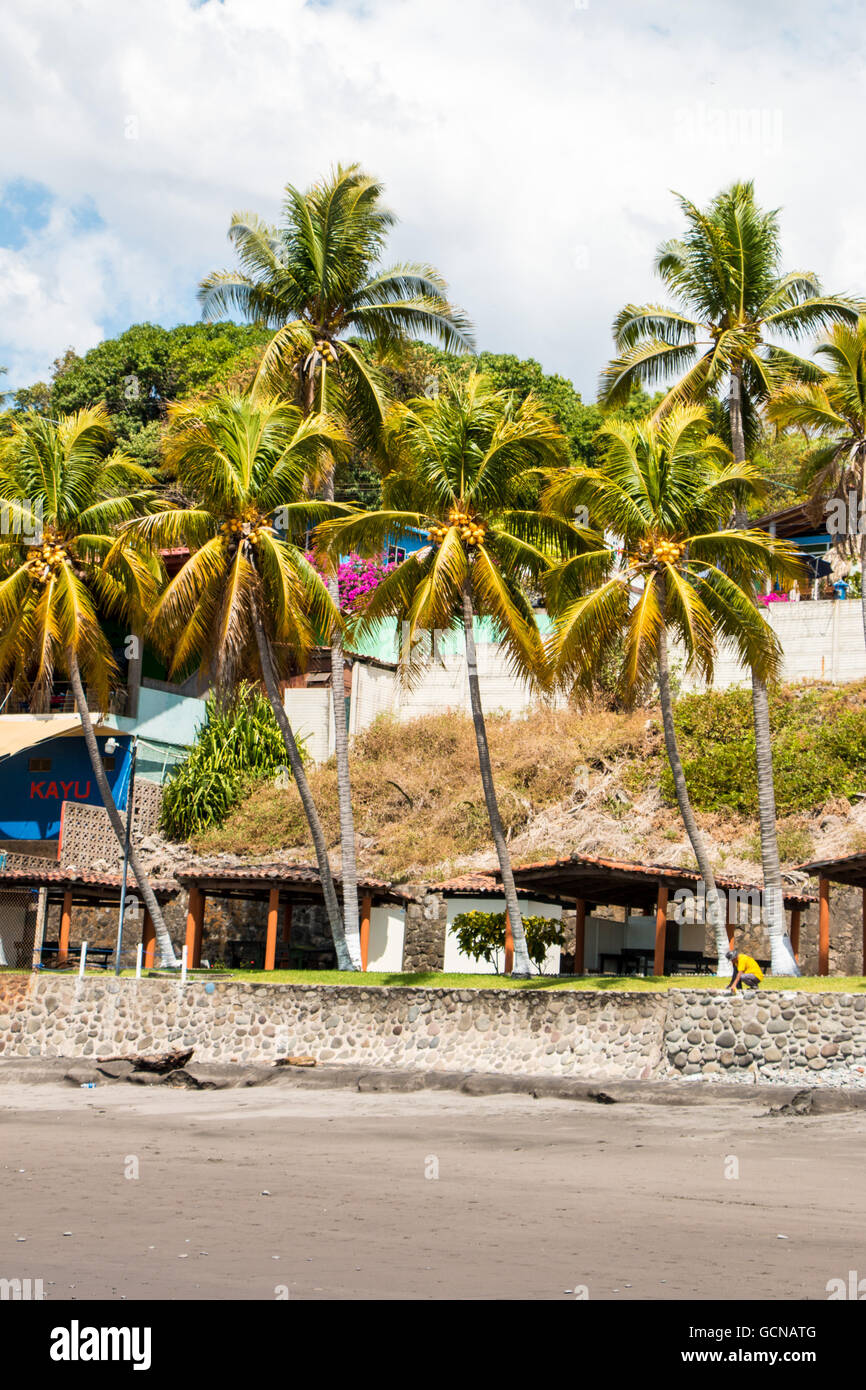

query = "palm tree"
[[198, 163, 474, 965], [0, 406, 177, 965], [125, 389, 360, 970], [768, 319, 866, 645], [600, 182, 860, 976], [544, 406, 803, 974], [317, 373, 573, 976]]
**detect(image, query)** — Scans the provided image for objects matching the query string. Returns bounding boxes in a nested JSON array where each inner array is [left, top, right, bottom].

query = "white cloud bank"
[[1, 0, 865, 394]]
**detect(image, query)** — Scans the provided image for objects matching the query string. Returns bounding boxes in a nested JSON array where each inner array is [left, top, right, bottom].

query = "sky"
[[1, 0, 865, 400]]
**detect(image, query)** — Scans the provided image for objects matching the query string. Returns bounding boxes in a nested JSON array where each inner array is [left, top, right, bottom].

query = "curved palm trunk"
[[66, 649, 177, 968], [461, 582, 533, 976], [326, 576, 362, 969], [656, 626, 730, 974], [251, 610, 358, 970], [730, 370, 800, 976], [307, 368, 362, 969]]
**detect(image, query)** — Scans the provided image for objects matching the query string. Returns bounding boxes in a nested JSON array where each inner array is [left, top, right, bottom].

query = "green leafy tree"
[[544, 404, 802, 974], [600, 181, 861, 977], [199, 162, 474, 958], [317, 372, 573, 977], [452, 908, 565, 974], [0, 406, 176, 964], [126, 388, 359, 969]]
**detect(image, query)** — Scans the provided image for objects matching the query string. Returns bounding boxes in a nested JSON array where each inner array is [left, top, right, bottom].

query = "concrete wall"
[[3, 975, 866, 1082], [679, 599, 866, 691]]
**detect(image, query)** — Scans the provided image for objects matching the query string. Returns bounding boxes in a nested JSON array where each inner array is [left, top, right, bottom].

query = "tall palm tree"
[[317, 373, 573, 976], [768, 319, 866, 645], [544, 406, 803, 974], [199, 164, 474, 957], [600, 182, 860, 975], [126, 389, 359, 970], [0, 406, 177, 965]]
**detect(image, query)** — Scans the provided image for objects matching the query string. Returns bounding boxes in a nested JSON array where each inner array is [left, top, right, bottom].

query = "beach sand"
[[2, 1076, 864, 1300]]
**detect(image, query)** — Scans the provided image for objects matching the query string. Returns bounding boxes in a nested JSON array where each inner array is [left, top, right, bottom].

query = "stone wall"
[[2, 974, 866, 1081], [401, 892, 448, 973]]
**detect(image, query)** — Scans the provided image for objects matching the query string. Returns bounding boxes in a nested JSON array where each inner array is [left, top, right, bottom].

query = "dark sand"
[[1, 1080, 863, 1300]]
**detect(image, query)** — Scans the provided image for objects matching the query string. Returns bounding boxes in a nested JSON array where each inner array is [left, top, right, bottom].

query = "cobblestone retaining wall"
[[2, 976, 866, 1080]]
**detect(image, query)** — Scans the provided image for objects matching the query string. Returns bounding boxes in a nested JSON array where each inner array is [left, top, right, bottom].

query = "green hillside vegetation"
[[190, 681, 866, 879]]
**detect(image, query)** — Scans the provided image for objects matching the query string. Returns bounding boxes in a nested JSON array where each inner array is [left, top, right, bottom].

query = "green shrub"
[[161, 683, 298, 840], [659, 685, 866, 816], [451, 909, 565, 974]]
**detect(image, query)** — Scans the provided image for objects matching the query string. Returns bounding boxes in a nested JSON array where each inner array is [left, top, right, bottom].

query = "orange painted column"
[[818, 876, 830, 977], [789, 908, 800, 964], [185, 886, 204, 968], [58, 890, 73, 965], [573, 898, 586, 976], [142, 909, 156, 969], [653, 884, 669, 977], [504, 910, 515, 976], [264, 888, 279, 972], [360, 894, 372, 971]]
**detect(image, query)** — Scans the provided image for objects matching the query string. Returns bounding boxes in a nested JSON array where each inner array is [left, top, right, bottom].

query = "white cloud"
[[1, 0, 864, 395]]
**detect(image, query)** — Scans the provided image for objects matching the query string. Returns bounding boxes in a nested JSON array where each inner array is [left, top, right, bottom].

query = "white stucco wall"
[[678, 599, 866, 691], [366, 906, 406, 973], [443, 895, 562, 975]]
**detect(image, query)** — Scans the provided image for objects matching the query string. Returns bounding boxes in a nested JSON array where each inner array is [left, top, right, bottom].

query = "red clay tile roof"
[[0, 867, 175, 894], [174, 862, 393, 892], [508, 853, 815, 906]]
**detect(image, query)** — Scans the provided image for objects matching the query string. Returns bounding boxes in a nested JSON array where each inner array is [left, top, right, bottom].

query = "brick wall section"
[[2, 976, 865, 1080]]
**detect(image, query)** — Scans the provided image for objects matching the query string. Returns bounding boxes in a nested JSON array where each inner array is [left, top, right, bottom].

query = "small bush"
[[452, 908, 565, 974], [659, 684, 866, 815]]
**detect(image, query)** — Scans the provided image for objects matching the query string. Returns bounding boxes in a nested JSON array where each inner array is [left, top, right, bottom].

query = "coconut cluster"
[[315, 339, 338, 365], [25, 540, 67, 584], [651, 539, 684, 566], [220, 517, 274, 548], [426, 508, 487, 548]]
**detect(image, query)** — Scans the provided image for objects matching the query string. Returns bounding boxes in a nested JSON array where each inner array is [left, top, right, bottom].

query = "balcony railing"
[[0, 683, 129, 716]]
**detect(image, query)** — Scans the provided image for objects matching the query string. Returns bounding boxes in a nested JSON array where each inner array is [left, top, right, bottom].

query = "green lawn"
[[138, 969, 866, 992], [6, 966, 866, 992]]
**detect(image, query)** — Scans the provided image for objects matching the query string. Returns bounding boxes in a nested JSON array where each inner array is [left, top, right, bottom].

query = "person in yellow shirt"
[[723, 949, 764, 992]]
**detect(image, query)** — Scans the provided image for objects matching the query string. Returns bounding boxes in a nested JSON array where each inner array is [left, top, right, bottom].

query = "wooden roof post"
[[654, 883, 668, 977], [818, 876, 830, 976], [185, 886, 204, 969], [573, 897, 586, 976], [59, 889, 73, 965], [360, 893, 372, 971], [265, 888, 279, 972], [789, 907, 800, 964], [504, 909, 515, 976], [142, 909, 156, 969]]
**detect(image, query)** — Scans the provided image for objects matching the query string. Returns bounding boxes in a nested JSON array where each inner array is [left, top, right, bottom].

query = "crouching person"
[[723, 949, 763, 993]]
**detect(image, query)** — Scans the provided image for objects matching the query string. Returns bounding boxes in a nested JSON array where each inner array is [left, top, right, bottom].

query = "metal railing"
[[0, 683, 129, 715]]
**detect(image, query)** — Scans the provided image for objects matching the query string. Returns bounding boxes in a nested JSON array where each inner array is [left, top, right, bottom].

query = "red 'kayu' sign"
[[30, 781, 92, 800]]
